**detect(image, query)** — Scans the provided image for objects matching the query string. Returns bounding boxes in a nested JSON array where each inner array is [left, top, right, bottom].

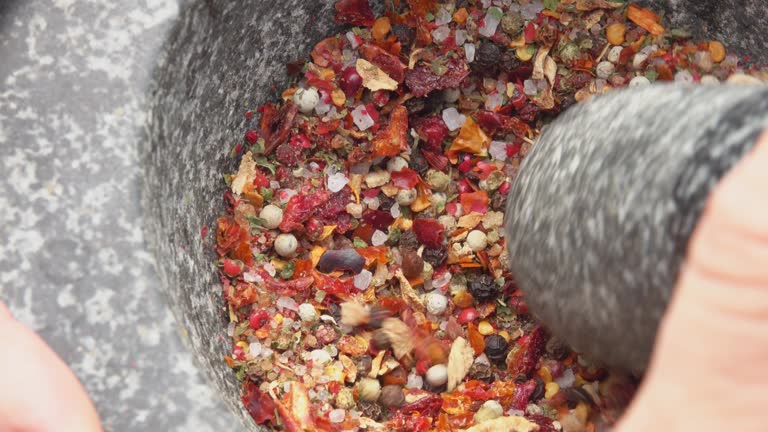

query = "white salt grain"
[[354, 269, 373, 290], [464, 43, 476, 63], [351, 105, 375, 131], [329, 409, 346, 423], [442, 107, 467, 131], [327, 171, 350, 193], [371, 230, 388, 246]]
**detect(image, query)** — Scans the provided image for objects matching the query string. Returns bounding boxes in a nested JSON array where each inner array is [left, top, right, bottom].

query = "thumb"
[[620, 131, 768, 431]]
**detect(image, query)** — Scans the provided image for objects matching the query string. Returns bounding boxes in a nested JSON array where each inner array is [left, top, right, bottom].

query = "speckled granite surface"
[[0, 0, 239, 430]]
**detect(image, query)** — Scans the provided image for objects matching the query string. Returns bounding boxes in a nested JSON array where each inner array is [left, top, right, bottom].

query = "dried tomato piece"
[[412, 115, 448, 151], [279, 190, 332, 232], [508, 326, 547, 378], [334, 0, 375, 27], [405, 58, 471, 97], [242, 382, 277, 425], [372, 105, 409, 158], [359, 43, 407, 83], [412, 218, 444, 248], [390, 168, 421, 189]]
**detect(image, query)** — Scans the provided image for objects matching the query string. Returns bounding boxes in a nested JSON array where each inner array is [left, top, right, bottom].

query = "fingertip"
[[0, 302, 12, 321]]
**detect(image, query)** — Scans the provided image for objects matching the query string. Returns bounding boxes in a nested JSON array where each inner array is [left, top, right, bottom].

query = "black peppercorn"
[[398, 229, 420, 250], [499, 49, 523, 74], [379, 385, 405, 408], [422, 245, 448, 267], [472, 42, 502, 76], [484, 334, 509, 363], [500, 11, 525, 37], [391, 24, 415, 47], [468, 363, 494, 383], [469, 274, 500, 303], [410, 149, 430, 174], [358, 401, 384, 421], [530, 377, 546, 401], [546, 336, 571, 361]]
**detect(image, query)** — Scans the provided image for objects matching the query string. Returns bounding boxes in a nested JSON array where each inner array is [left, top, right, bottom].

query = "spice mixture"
[[214, 0, 765, 430]]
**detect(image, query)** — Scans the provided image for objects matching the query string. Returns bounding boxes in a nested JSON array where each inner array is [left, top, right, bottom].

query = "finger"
[[0, 301, 12, 320], [0, 318, 103, 432]]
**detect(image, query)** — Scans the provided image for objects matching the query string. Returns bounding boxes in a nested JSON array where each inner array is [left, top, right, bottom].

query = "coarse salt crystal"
[[249, 341, 263, 358], [371, 230, 388, 246], [489, 141, 508, 161], [435, 6, 453, 25], [675, 70, 695, 83], [309, 349, 332, 365], [406, 373, 424, 389], [433, 270, 452, 288], [485, 92, 504, 110], [479, 7, 503, 37], [432, 26, 451, 43], [523, 79, 538, 96], [227, 321, 236, 337], [346, 31, 361, 49], [442, 107, 467, 131], [329, 409, 346, 423], [464, 43, 476, 63], [390, 202, 401, 218], [454, 29, 467, 46], [276, 296, 299, 312], [354, 269, 373, 291], [263, 262, 277, 277], [351, 105, 375, 131], [327, 171, 350, 193], [556, 368, 576, 389]]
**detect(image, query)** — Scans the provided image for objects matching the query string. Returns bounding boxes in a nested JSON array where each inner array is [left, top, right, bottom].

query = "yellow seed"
[[537, 366, 553, 383], [498, 330, 511, 342], [331, 89, 346, 107], [516, 45, 535, 62], [544, 382, 560, 399], [236, 341, 249, 350], [574, 402, 589, 423], [273, 313, 284, 325], [605, 23, 626, 46], [477, 320, 494, 335]]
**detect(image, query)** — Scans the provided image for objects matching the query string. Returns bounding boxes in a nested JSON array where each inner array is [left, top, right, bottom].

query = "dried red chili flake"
[[412, 218, 445, 248], [390, 167, 421, 189], [216, 216, 248, 255], [400, 394, 443, 417], [334, 0, 375, 27], [313, 271, 355, 295], [407, 0, 438, 47], [310, 37, 345, 70], [372, 105, 409, 158], [508, 326, 547, 378], [243, 382, 277, 425], [265, 103, 299, 154], [388, 411, 433, 432], [221, 258, 243, 277], [460, 190, 490, 214], [422, 150, 450, 171], [526, 414, 558, 432], [412, 115, 449, 151], [474, 111, 531, 138], [362, 209, 395, 230], [405, 57, 471, 97], [279, 190, 332, 232], [359, 43, 407, 83], [248, 309, 270, 329], [510, 379, 537, 410], [228, 282, 258, 309], [275, 142, 306, 166]]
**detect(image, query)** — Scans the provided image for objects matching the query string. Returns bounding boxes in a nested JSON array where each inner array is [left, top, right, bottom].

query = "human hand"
[[0, 302, 102, 432], [618, 131, 768, 431]]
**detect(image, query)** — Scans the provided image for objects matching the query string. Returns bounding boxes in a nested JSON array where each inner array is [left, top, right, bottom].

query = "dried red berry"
[[340, 66, 363, 97], [457, 307, 479, 324]]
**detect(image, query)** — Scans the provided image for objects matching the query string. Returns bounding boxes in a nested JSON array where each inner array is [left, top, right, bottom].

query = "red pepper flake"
[[390, 167, 421, 189], [372, 105, 409, 158], [508, 326, 547, 378], [405, 57, 471, 97], [460, 190, 490, 214], [334, 0, 375, 27], [412, 218, 445, 248]]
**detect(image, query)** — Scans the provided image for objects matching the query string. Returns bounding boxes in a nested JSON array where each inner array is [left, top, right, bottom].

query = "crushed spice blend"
[[214, 1, 766, 430]]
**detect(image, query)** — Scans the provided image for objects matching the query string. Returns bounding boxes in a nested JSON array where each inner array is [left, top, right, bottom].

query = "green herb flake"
[[543, 0, 560, 11], [254, 156, 276, 174], [352, 237, 369, 248], [280, 262, 296, 280]]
